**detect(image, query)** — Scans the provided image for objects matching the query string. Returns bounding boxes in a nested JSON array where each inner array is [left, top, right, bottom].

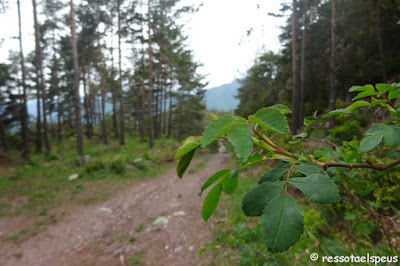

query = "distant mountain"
[[205, 80, 240, 111]]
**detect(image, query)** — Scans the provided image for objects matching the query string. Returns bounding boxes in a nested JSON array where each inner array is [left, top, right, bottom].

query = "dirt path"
[[0, 153, 229, 266]]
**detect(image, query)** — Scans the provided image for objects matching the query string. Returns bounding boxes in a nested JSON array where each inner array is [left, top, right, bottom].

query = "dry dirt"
[[0, 153, 230, 266]]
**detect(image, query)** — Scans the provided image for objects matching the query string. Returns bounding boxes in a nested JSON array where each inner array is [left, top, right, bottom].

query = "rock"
[[188, 246, 194, 251], [68, 174, 79, 181], [152, 216, 168, 226], [83, 154, 92, 163], [172, 211, 186, 216], [133, 158, 143, 163], [165, 245, 169, 250], [98, 207, 113, 213], [174, 246, 182, 253]]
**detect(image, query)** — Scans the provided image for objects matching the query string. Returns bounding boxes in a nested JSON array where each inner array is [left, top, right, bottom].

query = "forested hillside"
[[204, 80, 240, 111]]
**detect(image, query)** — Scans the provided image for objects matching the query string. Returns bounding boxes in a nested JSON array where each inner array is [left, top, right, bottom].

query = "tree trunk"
[[376, 0, 387, 81], [299, 0, 308, 124], [100, 65, 108, 145], [70, 0, 83, 157], [168, 83, 172, 137], [18, 0, 30, 160], [147, 0, 154, 148], [329, 0, 337, 126], [110, 42, 119, 139], [0, 115, 8, 152], [117, 0, 125, 145], [32, 0, 51, 155], [290, 0, 301, 134]]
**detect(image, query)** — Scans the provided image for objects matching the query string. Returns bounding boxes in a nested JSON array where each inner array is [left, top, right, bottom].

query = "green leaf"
[[289, 174, 340, 203], [248, 152, 263, 162], [222, 173, 238, 195], [375, 83, 392, 93], [322, 109, 351, 119], [202, 183, 222, 221], [359, 133, 383, 153], [271, 104, 292, 114], [352, 91, 379, 101], [201, 115, 239, 148], [260, 194, 304, 252], [388, 89, 400, 100], [249, 108, 290, 135], [199, 169, 231, 196], [346, 101, 370, 112], [348, 85, 361, 92], [176, 148, 197, 178], [370, 99, 387, 107], [174, 136, 201, 159], [294, 161, 323, 175], [227, 123, 254, 163], [349, 84, 374, 92], [383, 126, 400, 147], [242, 181, 284, 217], [293, 132, 307, 139], [365, 124, 388, 135], [259, 161, 291, 184]]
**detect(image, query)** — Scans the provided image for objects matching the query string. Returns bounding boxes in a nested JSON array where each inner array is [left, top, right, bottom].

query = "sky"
[[0, 0, 286, 89]]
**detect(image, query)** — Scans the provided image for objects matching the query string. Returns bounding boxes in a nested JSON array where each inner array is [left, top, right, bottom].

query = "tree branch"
[[321, 158, 400, 171]]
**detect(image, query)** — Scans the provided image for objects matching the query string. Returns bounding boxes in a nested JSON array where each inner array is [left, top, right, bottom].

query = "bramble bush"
[[175, 83, 400, 252]]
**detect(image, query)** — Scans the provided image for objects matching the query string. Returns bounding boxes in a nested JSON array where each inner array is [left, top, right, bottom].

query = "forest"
[[0, 0, 399, 265]]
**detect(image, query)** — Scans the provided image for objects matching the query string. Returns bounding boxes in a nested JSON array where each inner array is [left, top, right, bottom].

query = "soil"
[[0, 152, 230, 266]]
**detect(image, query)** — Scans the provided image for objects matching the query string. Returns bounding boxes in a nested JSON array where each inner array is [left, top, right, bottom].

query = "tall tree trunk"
[[117, 0, 125, 145], [100, 65, 108, 145], [32, 0, 51, 155], [0, 115, 8, 152], [110, 42, 119, 139], [18, 0, 30, 160], [168, 83, 172, 137], [376, 0, 387, 81], [70, 0, 83, 157], [329, 0, 337, 126], [290, 0, 301, 134], [35, 81, 42, 153], [147, 0, 154, 147], [82, 65, 91, 139], [299, 0, 308, 124]]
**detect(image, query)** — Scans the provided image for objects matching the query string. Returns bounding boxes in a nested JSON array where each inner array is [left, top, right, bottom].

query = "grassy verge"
[[0, 135, 179, 242]]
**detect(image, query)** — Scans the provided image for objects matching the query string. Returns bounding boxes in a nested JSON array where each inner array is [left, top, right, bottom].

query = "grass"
[[135, 224, 145, 233], [188, 161, 207, 174], [0, 135, 178, 242], [127, 250, 146, 265]]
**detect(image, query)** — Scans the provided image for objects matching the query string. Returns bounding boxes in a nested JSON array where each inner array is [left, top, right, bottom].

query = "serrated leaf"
[[174, 136, 201, 159], [375, 83, 392, 93], [249, 108, 290, 135], [200, 169, 231, 196], [248, 152, 263, 162], [260, 194, 304, 252], [383, 126, 400, 147], [352, 91, 379, 101], [370, 99, 387, 107], [294, 161, 323, 175], [201, 115, 239, 148], [388, 90, 400, 100], [359, 133, 383, 152], [322, 109, 350, 118], [346, 101, 370, 112], [259, 161, 291, 184], [202, 183, 222, 221], [271, 104, 291, 114], [242, 181, 284, 217], [349, 84, 374, 92], [348, 85, 361, 92], [365, 124, 388, 135], [222, 173, 238, 195], [227, 123, 254, 163], [289, 174, 340, 203], [177, 148, 197, 178]]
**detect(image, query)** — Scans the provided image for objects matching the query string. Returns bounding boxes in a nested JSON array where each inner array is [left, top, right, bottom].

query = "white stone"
[[134, 158, 143, 163], [174, 246, 182, 253], [68, 174, 79, 181], [188, 246, 194, 251], [152, 216, 168, 226], [98, 207, 113, 213], [172, 211, 186, 216]]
